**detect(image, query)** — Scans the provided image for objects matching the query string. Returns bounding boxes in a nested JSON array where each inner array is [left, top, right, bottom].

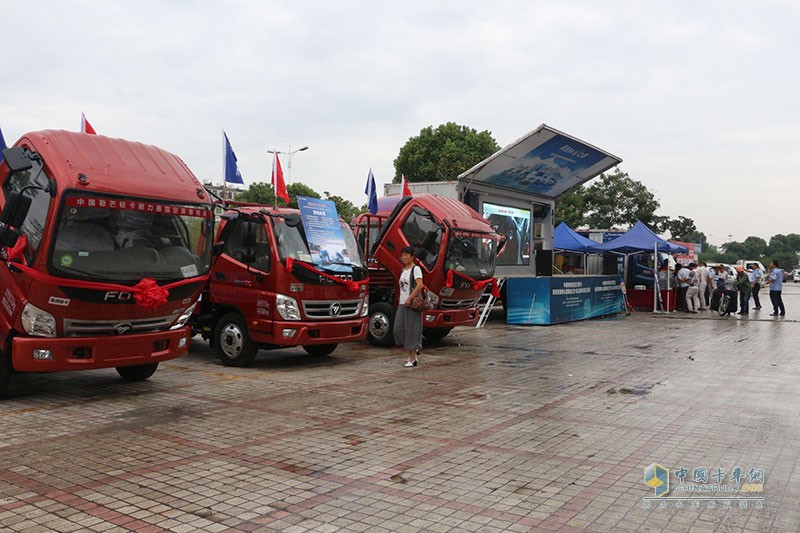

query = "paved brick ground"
[[1, 285, 798, 532]]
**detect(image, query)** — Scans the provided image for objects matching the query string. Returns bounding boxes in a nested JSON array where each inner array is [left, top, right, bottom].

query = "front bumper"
[[423, 308, 479, 328], [248, 317, 368, 346], [11, 327, 192, 372]]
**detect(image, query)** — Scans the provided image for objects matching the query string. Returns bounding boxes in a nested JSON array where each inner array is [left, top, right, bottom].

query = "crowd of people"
[[674, 260, 786, 317]]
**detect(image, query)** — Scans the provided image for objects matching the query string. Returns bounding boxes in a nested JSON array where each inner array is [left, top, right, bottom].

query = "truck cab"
[[193, 203, 369, 367], [353, 193, 501, 345], [0, 131, 214, 396]]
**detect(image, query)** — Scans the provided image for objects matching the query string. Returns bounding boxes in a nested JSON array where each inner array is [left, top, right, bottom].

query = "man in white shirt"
[[696, 262, 710, 310], [747, 263, 763, 310]]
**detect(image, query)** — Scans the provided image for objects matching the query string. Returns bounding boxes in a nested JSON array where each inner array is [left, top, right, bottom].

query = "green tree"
[[393, 122, 500, 182], [287, 182, 321, 209], [237, 182, 277, 205], [323, 192, 364, 223], [662, 216, 697, 241], [766, 233, 800, 268], [554, 187, 586, 228], [237, 181, 322, 207], [582, 169, 661, 229]]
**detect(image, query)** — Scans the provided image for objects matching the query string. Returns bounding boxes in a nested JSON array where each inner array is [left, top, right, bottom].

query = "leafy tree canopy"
[[581, 169, 661, 229], [323, 192, 365, 223], [393, 122, 500, 183], [236, 181, 321, 207]]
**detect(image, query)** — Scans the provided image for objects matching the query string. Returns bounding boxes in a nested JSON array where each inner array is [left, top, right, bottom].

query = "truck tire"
[[116, 363, 159, 381], [215, 312, 259, 367], [302, 344, 337, 356], [367, 302, 396, 347], [0, 350, 12, 397], [423, 327, 452, 341]]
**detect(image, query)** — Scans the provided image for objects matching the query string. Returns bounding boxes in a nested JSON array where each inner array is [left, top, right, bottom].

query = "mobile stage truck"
[[385, 124, 624, 325], [192, 196, 369, 366], [0, 130, 214, 396]]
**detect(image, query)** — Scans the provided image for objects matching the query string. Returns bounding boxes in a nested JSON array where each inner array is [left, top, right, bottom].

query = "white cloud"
[[2, 0, 798, 244]]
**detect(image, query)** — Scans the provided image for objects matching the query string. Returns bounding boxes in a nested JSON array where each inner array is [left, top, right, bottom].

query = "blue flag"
[[222, 131, 245, 185], [365, 168, 378, 214], [0, 127, 6, 163]]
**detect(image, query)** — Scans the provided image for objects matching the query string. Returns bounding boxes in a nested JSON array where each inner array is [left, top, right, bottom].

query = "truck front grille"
[[63, 315, 178, 336], [440, 298, 479, 310], [302, 299, 362, 320]]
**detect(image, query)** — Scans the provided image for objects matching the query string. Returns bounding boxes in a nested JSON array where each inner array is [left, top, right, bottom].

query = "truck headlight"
[[361, 296, 369, 317], [171, 300, 199, 330], [276, 294, 301, 321], [21, 303, 57, 337]]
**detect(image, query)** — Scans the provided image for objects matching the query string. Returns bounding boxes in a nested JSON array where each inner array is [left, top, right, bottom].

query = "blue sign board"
[[506, 276, 623, 325], [297, 196, 349, 271]]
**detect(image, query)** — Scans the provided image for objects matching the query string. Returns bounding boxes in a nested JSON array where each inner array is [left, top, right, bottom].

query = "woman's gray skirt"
[[393, 305, 422, 351]]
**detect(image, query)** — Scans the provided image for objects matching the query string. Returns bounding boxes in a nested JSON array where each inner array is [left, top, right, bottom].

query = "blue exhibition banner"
[[506, 276, 623, 325], [297, 196, 349, 271]]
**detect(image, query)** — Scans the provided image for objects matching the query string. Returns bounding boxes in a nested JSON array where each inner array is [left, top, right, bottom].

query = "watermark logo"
[[644, 463, 670, 497], [643, 463, 765, 510]]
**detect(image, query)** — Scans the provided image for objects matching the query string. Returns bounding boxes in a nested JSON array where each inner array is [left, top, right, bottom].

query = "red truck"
[[191, 202, 369, 367], [352, 193, 502, 346], [0, 130, 214, 396]]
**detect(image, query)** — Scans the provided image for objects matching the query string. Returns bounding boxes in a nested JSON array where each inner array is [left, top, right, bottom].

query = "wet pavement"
[[1, 285, 799, 532]]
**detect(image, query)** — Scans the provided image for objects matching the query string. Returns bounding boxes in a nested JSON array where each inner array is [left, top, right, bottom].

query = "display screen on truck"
[[50, 193, 213, 282], [483, 202, 530, 266]]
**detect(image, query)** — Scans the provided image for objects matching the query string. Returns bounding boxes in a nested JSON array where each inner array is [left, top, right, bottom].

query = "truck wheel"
[[116, 363, 159, 381], [215, 312, 258, 367], [0, 350, 12, 397], [302, 344, 337, 356], [367, 302, 396, 347], [423, 327, 452, 341]]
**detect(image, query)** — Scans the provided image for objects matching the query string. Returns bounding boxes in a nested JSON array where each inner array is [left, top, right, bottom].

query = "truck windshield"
[[445, 230, 497, 280], [50, 193, 213, 282], [273, 218, 365, 273]]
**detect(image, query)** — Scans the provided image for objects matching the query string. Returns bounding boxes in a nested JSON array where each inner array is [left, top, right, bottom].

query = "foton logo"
[[104, 291, 134, 302]]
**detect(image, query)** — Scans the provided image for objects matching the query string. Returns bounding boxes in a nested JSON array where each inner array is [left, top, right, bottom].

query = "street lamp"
[[267, 145, 309, 184]]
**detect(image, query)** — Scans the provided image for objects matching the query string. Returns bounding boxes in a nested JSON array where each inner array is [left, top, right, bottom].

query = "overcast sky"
[[3, 1, 797, 246]]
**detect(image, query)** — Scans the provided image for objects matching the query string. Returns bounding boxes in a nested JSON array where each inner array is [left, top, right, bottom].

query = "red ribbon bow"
[[446, 269, 501, 298]]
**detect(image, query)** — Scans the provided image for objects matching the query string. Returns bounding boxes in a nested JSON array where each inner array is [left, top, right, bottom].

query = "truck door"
[[212, 218, 272, 315], [372, 205, 443, 274]]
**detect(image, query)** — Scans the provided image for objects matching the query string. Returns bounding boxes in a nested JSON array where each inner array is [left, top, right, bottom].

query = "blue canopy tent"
[[553, 222, 603, 274], [590, 221, 688, 255], [553, 222, 600, 253], [591, 221, 689, 312]]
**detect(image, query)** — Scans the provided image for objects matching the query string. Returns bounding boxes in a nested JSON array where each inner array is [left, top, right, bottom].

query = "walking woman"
[[393, 246, 424, 367]]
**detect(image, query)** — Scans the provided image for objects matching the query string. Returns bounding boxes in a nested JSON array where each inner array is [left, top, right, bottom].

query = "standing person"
[[767, 260, 786, 317], [696, 262, 710, 310], [393, 246, 424, 366], [676, 263, 691, 312], [735, 266, 751, 316], [748, 262, 763, 310], [685, 263, 700, 313]]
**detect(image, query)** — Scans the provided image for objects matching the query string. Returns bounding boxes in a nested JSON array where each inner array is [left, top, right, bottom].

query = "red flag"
[[81, 113, 97, 135], [272, 153, 289, 204], [401, 174, 412, 197]]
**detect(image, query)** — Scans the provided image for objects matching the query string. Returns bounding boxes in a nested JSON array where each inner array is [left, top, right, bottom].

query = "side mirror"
[[212, 241, 225, 257], [0, 226, 19, 249], [240, 221, 257, 264], [0, 191, 32, 229], [1, 148, 33, 172]]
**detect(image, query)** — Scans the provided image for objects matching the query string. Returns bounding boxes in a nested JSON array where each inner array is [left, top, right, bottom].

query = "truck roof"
[[377, 193, 495, 233], [15, 130, 207, 204]]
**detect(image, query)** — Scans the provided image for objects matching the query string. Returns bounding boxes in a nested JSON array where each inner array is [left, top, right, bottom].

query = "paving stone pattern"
[[1, 287, 798, 532]]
